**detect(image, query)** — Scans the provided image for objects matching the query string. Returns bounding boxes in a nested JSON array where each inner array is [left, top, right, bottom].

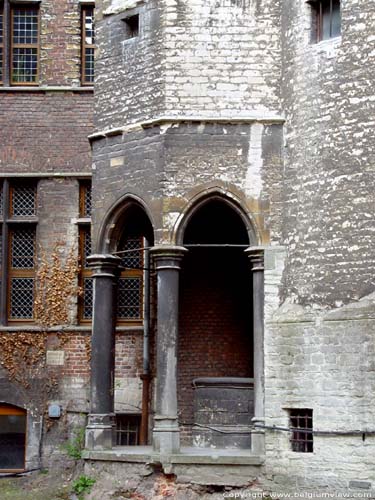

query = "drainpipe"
[[140, 239, 151, 445]]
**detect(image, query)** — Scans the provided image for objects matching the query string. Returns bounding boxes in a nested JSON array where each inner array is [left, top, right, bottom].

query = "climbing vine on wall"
[[34, 244, 81, 327]]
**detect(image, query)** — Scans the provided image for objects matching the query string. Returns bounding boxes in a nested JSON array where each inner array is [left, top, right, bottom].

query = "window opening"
[[11, 5, 39, 84], [81, 5, 95, 85], [310, 0, 341, 42], [78, 181, 93, 323], [0, 404, 27, 472], [123, 14, 139, 40], [117, 235, 144, 323], [289, 409, 313, 453], [115, 414, 140, 446], [0, 181, 37, 324]]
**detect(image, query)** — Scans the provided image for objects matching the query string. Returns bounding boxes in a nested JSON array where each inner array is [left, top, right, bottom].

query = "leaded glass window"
[[11, 6, 39, 84]]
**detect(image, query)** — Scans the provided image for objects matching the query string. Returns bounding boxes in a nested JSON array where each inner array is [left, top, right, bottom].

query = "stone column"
[[151, 245, 187, 454], [85, 254, 121, 451], [245, 247, 265, 455]]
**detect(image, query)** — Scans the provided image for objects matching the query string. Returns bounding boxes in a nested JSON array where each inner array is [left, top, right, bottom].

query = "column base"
[[85, 413, 115, 451], [152, 415, 180, 454], [251, 416, 265, 455]]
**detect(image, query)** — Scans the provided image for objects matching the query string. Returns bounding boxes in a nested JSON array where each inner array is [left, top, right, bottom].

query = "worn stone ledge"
[[88, 114, 285, 141], [0, 172, 92, 178], [83, 446, 264, 466]]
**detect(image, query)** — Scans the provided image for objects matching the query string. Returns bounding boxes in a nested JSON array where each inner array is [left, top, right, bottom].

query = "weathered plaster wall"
[[163, 0, 281, 117], [280, 0, 375, 307]]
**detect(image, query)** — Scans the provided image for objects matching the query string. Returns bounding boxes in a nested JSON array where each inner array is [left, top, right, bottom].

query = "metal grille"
[[0, 185, 3, 216], [115, 415, 140, 446], [290, 409, 313, 453], [10, 277, 34, 319], [82, 277, 93, 320], [11, 185, 36, 216], [11, 229, 35, 269], [120, 237, 143, 269], [117, 277, 141, 319], [83, 229, 91, 268], [84, 184, 92, 217]]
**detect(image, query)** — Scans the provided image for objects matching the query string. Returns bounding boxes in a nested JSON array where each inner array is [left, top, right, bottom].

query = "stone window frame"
[[81, 3, 95, 85], [0, 179, 38, 325]]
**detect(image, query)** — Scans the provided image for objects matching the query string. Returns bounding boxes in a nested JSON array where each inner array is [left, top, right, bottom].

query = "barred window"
[[9, 228, 36, 320], [117, 235, 144, 323], [81, 5, 95, 85], [10, 184, 36, 217], [310, 0, 341, 42], [0, 180, 37, 325], [79, 182, 92, 218], [11, 5, 39, 84], [0, 6, 3, 84], [115, 415, 140, 446], [79, 226, 93, 321], [289, 409, 313, 453]]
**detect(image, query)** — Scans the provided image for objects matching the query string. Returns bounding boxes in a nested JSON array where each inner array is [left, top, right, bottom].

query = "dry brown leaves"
[[34, 243, 81, 328]]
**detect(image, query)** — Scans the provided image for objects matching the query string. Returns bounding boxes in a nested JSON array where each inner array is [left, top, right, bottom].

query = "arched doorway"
[[0, 404, 27, 471], [178, 199, 254, 447]]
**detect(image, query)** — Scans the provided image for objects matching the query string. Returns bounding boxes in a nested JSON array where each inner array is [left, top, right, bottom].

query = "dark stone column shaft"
[[246, 247, 265, 455], [151, 245, 187, 454], [85, 254, 120, 451]]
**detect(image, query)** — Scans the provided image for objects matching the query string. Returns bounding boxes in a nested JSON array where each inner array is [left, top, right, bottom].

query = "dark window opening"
[[78, 181, 92, 323], [310, 0, 341, 42], [115, 414, 140, 446], [123, 14, 139, 39], [11, 5, 40, 84], [289, 409, 313, 453], [0, 404, 27, 471], [81, 5, 95, 84]]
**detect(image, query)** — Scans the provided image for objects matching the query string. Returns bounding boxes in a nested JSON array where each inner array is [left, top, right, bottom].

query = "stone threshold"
[[83, 446, 264, 466]]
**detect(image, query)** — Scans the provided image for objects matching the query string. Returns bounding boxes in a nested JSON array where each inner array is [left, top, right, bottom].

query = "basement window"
[[115, 414, 140, 446], [289, 409, 313, 453], [0, 404, 27, 471], [310, 0, 341, 42], [123, 14, 139, 40]]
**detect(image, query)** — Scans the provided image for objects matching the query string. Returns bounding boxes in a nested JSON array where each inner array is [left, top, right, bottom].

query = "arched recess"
[[97, 195, 154, 255], [177, 195, 255, 447], [0, 403, 27, 471]]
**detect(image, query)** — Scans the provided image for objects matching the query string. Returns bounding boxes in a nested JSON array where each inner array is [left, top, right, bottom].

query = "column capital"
[[151, 245, 188, 270], [87, 254, 122, 277], [245, 246, 264, 271]]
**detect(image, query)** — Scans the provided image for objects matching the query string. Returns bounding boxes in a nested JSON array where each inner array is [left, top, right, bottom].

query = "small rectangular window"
[[10, 184, 37, 217], [123, 14, 139, 40], [289, 409, 313, 453], [81, 5, 95, 85], [79, 226, 93, 322], [115, 414, 140, 446], [310, 0, 341, 42], [11, 5, 40, 85], [8, 227, 36, 321], [79, 182, 92, 218]]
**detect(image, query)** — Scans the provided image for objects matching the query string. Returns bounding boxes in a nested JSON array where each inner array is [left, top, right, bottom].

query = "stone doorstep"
[[82, 446, 264, 466]]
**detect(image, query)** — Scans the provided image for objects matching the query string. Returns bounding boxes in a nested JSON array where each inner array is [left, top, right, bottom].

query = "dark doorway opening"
[[178, 200, 253, 446], [0, 404, 27, 471]]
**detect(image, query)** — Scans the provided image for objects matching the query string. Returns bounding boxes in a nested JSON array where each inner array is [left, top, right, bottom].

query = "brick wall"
[[178, 249, 252, 443]]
